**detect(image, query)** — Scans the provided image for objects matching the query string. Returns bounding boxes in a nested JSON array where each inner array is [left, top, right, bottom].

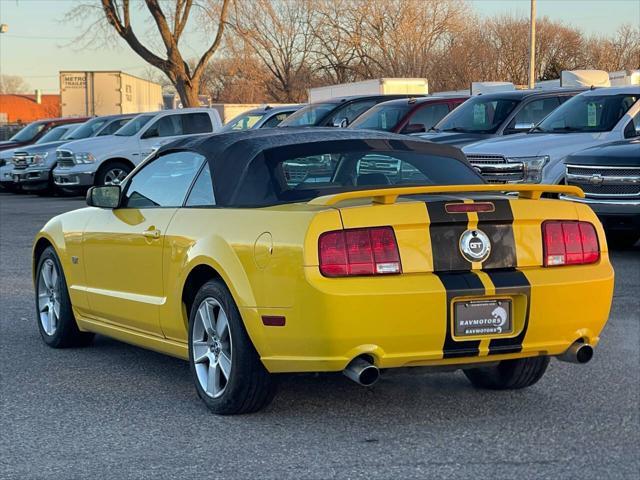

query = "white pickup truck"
[[52, 108, 221, 190], [462, 87, 640, 184]]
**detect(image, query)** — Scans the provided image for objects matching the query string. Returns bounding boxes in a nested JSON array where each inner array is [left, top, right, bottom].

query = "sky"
[[1, 0, 639, 93]]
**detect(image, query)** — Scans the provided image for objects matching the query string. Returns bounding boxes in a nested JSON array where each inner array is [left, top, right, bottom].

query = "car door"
[[401, 103, 450, 133], [82, 150, 207, 335], [504, 96, 561, 134]]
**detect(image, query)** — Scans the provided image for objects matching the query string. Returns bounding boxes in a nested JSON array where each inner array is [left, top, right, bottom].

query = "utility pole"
[[528, 0, 536, 89]]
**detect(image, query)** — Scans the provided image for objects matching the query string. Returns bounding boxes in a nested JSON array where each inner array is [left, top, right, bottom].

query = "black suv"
[[420, 89, 584, 148], [563, 138, 640, 249], [279, 95, 424, 128]]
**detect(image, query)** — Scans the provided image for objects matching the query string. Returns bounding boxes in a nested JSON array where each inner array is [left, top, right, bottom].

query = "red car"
[[0, 117, 90, 152], [348, 96, 468, 134]]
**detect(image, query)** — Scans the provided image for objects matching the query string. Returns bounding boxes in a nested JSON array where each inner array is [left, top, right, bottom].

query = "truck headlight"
[[32, 152, 49, 165], [74, 152, 96, 164], [506, 156, 549, 183]]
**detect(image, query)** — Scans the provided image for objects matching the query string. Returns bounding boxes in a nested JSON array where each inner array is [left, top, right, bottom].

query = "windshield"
[[349, 104, 412, 131], [279, 103, 337, 126], [115, 114, 154, 136], [535, 94, 639, 133], [435, 97, 520, 134], [221, 113, 265, 132], [9, 122, 46, 142], [65, 118, 109, 139], [35, 125, 72, 144]]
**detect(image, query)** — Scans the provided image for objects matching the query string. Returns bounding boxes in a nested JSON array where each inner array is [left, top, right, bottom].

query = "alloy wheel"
[[103, 168, 127, 185], [38, 258, 60, 336], [192, 298, 233, 398]]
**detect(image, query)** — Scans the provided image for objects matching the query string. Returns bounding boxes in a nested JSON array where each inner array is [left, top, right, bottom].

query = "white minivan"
[[53, 108, 221, 190]]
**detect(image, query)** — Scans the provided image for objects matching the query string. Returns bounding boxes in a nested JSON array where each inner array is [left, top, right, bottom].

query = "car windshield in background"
[[349, 104, 412, 131], [114, 114, 154, 136], [35, 125, 71, 143], [9, 122, 46, 142], [221, 114, 265, 131], [279, 103, 336, 126], [65, 118, 109, 139], [235, 147, 482, 206], [535, 94, 639, 133], [435, 97, 519, 134]]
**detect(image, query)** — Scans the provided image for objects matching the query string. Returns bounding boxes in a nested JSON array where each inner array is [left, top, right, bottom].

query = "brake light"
[[319, 227, 401, 277], [445, 202, 495, 213], [542, 221, 599, 267]]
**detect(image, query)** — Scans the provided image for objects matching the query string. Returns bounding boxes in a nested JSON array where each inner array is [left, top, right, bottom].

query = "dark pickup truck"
[[563, 138, 640, 248]]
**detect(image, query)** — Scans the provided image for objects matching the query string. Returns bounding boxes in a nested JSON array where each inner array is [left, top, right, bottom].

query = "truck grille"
[[465, 154, 524, 183], [566, 164, 640, 198], [12, 152, 33, 169], [56, 150, 75, 168]]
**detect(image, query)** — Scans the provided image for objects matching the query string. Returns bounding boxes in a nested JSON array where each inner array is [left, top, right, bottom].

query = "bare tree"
[[584, 24, 640, 72], [230, 0, 317, 102], [67, 0, 230, 107], [0, 75, 31, 94]]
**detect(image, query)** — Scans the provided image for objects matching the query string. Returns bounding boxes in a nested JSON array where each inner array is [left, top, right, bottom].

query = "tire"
[[463, 356, 550, 390], [188, 280, 275, 414], [606, 231, 640, 250], [35, 246, 94, 348], [96, 161, 132, 186]]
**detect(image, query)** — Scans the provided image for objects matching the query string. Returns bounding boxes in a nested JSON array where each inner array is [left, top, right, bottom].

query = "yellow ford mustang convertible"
[[33, 129, 614, 414]]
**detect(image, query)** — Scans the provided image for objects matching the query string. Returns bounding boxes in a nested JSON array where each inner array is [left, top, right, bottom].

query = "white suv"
[[52, 108, 221, 190], [462, 87, 640, 184]]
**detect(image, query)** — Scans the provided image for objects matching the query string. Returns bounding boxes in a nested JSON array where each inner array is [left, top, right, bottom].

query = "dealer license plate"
[[454, 299, 512, 337]]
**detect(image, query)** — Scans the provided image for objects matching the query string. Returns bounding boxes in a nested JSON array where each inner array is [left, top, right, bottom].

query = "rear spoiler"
[[308, 184, 585, 206]]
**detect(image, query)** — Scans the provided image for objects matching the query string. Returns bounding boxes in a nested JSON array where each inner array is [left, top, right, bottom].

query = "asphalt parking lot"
[[1, 192, 638, 479]]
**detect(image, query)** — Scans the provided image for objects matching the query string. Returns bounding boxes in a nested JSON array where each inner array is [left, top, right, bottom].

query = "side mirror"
[[402, 123, 426, 134], [86, 185, 121, 208], [142, 127, 159, 139], [331, 117, 348, 128], [514, 122, 535, 131]]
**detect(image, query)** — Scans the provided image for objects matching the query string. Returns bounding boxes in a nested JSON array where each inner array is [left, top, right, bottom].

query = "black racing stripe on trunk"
[[477, 199, 517, 270], [426, 201, 469, 272], [486, 269, 531, 355], [436, 272, 484, 358]]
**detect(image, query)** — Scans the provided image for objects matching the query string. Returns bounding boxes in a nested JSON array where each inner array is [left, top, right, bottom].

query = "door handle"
[[142, 228, 161, 239]]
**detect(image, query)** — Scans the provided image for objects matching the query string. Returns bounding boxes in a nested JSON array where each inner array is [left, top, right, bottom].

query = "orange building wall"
[[0, 94, 61, 123]]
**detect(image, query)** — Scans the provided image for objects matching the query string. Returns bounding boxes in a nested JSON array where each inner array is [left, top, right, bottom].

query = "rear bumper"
[[248, 262, 614, 373]]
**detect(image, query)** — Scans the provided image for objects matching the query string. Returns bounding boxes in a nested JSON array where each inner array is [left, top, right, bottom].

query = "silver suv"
[[52, 108, 221, 191]]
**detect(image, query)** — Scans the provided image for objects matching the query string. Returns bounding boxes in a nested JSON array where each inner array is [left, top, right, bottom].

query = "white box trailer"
[[609, 70, 640, 86], [308, 78, 429, 103], [560, 70, 611, 88], [60, 71, 163, 117]]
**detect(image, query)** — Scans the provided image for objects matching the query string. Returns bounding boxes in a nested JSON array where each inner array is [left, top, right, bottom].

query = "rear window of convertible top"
[[224, 139, 483, 207]]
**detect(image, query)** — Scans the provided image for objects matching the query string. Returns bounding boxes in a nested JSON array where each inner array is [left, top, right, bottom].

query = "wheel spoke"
[[49, 303, 58, 334], [198, 302, 215, 335], [206, 362, 217, 396], [219, 351, 231, 380], [193, 341, 209, 364], [42, 262, 52, 289], [215, 308, 229, 339]]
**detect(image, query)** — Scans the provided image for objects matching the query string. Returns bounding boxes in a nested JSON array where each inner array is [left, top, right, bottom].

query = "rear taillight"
[[542, 221, 600, 267], [319, 226, 401, 277]]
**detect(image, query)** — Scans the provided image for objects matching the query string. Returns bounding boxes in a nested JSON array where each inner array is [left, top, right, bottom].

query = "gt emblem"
[[589, 174, 604, 186], [459, 229, 491, 263]]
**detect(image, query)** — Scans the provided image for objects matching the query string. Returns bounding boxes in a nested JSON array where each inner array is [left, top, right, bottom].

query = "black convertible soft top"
[[156, 128, 478, 206]]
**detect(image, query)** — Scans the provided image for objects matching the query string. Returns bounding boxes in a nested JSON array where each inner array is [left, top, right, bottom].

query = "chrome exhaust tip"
[[343, 357, 380, 386], [557, 342, 594, 364]]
